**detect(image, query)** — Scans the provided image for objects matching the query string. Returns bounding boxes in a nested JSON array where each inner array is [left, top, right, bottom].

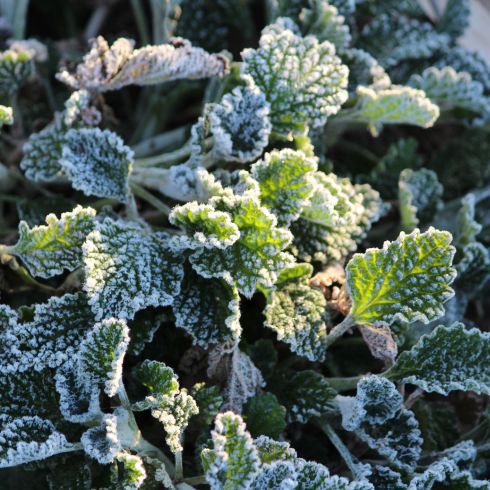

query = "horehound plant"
[[0, 0, 490, 488]]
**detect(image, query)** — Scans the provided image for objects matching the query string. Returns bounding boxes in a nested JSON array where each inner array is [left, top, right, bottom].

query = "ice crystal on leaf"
[[209, 83, 272, 163], [111, 452, 147, 490], [454, 193, 482, 249], [241, 20, 348, 138], [56, 36, 229, 92], [386, 323, 490, 395], [3, 205, 96, 278], [340, 85, 440, 136], [77, 318, 129, 397], [81, 414, 121, 465], [83, 218, 184, 320], [264, 263, 328, 361], [398, 168, 443, 232], [346, 227, 456, 327], [60, 128, 133, 202], [0, 416, 73, 468], [251, 149, 318, 227], [172, 265, 241, 347]]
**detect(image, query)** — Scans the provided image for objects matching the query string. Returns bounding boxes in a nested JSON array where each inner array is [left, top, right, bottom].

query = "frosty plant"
[[1, 0, 490, 488]]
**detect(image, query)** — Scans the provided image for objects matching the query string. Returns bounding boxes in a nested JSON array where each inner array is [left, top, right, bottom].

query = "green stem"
[[134, 142, 192, 168], [129, 0, 150, 45], [325, 375, 363, 392], [132, 126, 189, 158], [150, 0, 164, 44], [317, 419, 362, 480], [130, 182, 172, 216], [175, 450, 184, 481], [0, 253, 58, 294], [126, 194, 140, 220], [325, 315, 356, 348], [183, 475, 207, 485]]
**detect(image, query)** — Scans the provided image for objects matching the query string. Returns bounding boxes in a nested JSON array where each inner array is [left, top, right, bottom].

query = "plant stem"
[[132, 126, 189, 158], [325, 375, 362, 391], [325, 315, 356, 348], [84, 4, 110, 40], [134, 142, 192, 168], [126, 194, 140, 220], [317, 419, 362, 480], [175, 450, 184, 481], [129, 0, 150, 45], [130, 182, 172, 216], [183, 475, 207, 485]]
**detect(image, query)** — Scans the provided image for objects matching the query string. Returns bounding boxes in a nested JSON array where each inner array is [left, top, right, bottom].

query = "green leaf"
[[83, 218, 184, 320], [0, 292, 95, 373], [251, 148, 318, 227], [81, 414, 121, 464], [249, 460, 297, 489], [0, 416, 73, 468], [4, 205, 96, 278], [437, 0, 470, 40], [77, 318, 130, 397], [111, 452, 147, 490], [209, 84, 272, 163], [368, 466, 406, 490], [60, 128, 133, 202], [386, 323, 490, 395], [186, 194, 294, 298], [278, 370, 337, 423], [172, 266, 241, 348], [0, 45, 34, 95], [299, 0, 351, 51], [454, 194, 482, 249], [264, 265, 328, 362], [455, 242, 490, 295], [169, 202, 240, 250], [203, 411, 260, 489], [243, 392, 287, 439], [346, 227, 456, 327], [398, 169, 443, 232], [254, 436, 297, 464], [190, 383, 223, 432], [242, 19, 348, 137], [408, 67, 487, 116], [340, 85, 440, 136], [134, 360, 198, 453]]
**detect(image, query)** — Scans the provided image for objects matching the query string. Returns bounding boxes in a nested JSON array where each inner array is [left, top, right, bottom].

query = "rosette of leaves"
[[241, 19, 348, 138], [0, 43, 34, 95], [56, 36, 229, 92]]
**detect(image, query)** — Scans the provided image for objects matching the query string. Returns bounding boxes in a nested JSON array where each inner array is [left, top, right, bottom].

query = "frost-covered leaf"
[[340, 85, 440, 136], [254, 436, 297, 464], [346, 227, 456, 327], [81, 414, 121, 465], [172, 266, 241, 348], [279, 370, 337, 423], [60, 128, 133, 202], [4, 205, 96, 278], [0, 292, 95, 373], [243, 392, 287, 439], [56, 36, 229, 92], [368, 466, 406, 490], [20, 90, 95, 183], [455, 242, 490, 295], [251, 149, 317, 227], [83, 218, 184, 320], [291, 174, 385, 264], [454, 194, 482, 249], [111, 452, 147, 490], [242, 20, 348, 137], [190, 383, 223, 432], [356, 408, 422, 471], [202, 411, 260, 489], [360, 14, 449, 69], [408, 67, 488, 115], [77, 318, 129, 397], [250, 460, 297, 490], [338, 376, 402, 431], [398, 169, 443, 232], [437, 0, 470, 40], [209, 84, 271, 163], [264, 263, 327, 361], [0, 416, 73, 468], [184, 194, 293, 298], [134, 360, 198, 453], [387, 323, 490, 395], [46, 458, 92, 490], [55, 361, 102, 424], [169, 202, 240, 250], [299, 0, 351, 51], [0, 45, 34, 95], [363, 138, 423, 200], [408, 457, 490, 489]]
